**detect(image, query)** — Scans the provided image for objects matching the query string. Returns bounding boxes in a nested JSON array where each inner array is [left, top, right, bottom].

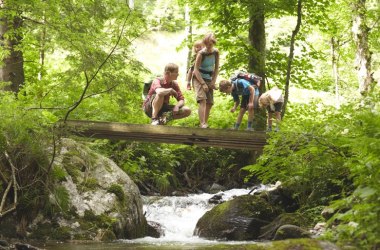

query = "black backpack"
[[142, 76, 163, 100]]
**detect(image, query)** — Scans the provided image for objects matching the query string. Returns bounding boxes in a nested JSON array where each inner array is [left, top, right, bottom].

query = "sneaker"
[[266, 127, 272, 132], [200, 123, 208, 128], [151, 118, 160, 125], [246, 127, 254, 131]]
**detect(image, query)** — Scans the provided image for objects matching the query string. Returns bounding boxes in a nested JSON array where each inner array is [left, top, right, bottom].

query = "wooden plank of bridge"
[[64, 120, 267, 150]]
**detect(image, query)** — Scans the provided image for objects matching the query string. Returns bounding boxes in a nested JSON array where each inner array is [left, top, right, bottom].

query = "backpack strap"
[[200, 50, 218, 63]]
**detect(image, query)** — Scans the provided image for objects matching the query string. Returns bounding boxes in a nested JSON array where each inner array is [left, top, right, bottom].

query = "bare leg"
[[247, 107, 254, 124], [151, 94, 164, 118], [173, 107, 192, 119], [198, 100, 206, 126], [204, 103, 213, 126], [274, 111, 281, 131], [236, 108, 246, 125], [267, 112, 273, 130]]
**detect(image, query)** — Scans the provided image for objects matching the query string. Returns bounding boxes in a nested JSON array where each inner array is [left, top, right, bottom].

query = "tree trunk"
[[0, 12, 24, 93], [351, 0, 374, 95], [248, 2, 266, 130], [185, 4, 192, 70], [282, 0, 302, 118], [128, 0, 134, 10], [38, 15, 47, 81], [331, 37, 341, 108]]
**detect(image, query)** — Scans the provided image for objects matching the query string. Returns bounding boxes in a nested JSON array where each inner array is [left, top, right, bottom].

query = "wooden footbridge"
[[64, 120, 267, 150]]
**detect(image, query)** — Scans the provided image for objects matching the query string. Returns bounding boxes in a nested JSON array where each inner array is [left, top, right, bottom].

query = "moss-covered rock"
[[259, 213, 309, 240], [194, 194, 283, 240], [273, 224, 311, 240], [26, 138, 148, 241]]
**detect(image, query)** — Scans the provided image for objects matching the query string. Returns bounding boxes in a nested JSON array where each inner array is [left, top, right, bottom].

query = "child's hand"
[[171, 89, 178, 98], [202, 84, 209, 93], [210, 84, 217, 90], [186, 82, 191, 90]]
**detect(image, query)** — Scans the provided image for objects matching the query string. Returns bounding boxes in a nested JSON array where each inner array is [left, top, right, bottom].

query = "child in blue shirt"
[[219, 73, 261, 130]]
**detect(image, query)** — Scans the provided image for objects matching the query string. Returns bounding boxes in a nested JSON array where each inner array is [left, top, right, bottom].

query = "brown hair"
[[219, 79, 232, 92], [164, 63, 179, 74], [203, 33, 216, 45]]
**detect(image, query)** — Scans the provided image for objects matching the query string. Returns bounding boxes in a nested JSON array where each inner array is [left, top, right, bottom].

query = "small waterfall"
[[136, 185, 271, 243]]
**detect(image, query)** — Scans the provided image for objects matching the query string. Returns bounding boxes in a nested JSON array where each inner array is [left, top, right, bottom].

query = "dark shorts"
[[240, 94, 260, 109], [240, 95, 249, 109], [267, 102, 283, 113], [143, 94, 174, 118]]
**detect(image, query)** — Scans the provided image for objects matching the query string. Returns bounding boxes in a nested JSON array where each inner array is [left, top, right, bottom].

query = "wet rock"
[[311, 222, 327, 236], [321, 207, 335, 220], [208, 194, 223, 204], [259, 185, 299, 213], [273, 224, 311, 240], [194, 194, 283, 240], [0, 239, 9, 250], [146, 221, 165, 238], [259, 213, 308, 240], [14, 243, 40, 250], [0, 240, 9, 247], [208, 183, 225, 194]]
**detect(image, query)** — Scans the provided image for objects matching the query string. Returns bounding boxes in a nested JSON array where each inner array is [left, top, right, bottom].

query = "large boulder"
[[194, 194, 283, 240], [28, 138, 148, 240]]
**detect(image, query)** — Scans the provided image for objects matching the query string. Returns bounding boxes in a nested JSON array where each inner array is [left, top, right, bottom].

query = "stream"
[[35, 185, 274, 249]]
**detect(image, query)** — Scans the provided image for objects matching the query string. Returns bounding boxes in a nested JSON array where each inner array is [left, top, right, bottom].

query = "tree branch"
[[282, 0, 302, 118], [63, 12, 131, 122], [0, 150, 18, 217]]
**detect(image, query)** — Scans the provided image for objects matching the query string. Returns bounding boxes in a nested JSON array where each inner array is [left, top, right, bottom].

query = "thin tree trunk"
[[248, 2, 266, 130], [38, 15, 47, 81], [352, 0, 374, 95], [128, 0, 134, 10], [0, 13, 25, 93], [185, 4, 192, 70], [282, 0, 302, 118], [331, 37, 340, 108]]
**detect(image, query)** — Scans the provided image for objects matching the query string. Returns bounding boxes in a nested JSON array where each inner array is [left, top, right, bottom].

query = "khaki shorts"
[[193, 78, 214, 104], [143, 94, 173, 118]]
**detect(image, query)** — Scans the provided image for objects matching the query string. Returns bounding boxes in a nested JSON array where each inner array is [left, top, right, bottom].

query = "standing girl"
[[193, 33, 219, 128], [186, 40, 204, 90]]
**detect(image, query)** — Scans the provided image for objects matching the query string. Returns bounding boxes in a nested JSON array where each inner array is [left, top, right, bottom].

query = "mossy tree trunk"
[[0, 12, 24, 93], [351, 0, 374, 95], [248, 1, 266, 131]]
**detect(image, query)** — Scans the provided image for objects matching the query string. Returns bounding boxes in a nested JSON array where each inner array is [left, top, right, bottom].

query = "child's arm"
[[186, 68, 193, 90]]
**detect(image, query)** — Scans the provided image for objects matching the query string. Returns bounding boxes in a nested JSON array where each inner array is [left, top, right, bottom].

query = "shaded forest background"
[[0, 0, 379, 249]]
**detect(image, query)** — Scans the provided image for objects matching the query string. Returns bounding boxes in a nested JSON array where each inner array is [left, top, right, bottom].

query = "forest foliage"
[[0, 0, 379, 248]]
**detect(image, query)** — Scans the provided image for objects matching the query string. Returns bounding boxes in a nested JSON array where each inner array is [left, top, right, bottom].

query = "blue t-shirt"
[[231, 79, 259, 103], [199, 50, 217, 80]]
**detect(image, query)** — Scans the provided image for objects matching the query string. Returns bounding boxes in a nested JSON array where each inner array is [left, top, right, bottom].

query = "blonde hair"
[[164, 63, 179, 74], [219, 79, 231, 93], [259, 93, 270, 108], [193, 40, 204, 53], [203, 33, 217, 45]]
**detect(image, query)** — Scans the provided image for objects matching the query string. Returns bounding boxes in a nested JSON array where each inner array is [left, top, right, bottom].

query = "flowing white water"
[[125, 184, 275, 244]]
